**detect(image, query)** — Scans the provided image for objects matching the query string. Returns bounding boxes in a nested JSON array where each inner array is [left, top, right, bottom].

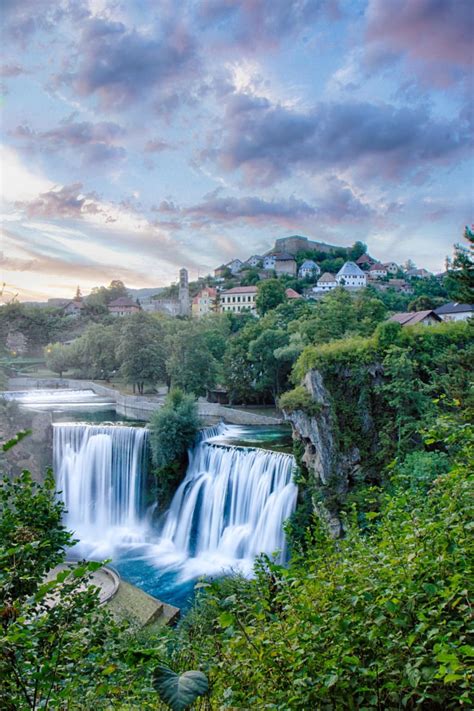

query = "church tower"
[[178, 267, 190, 316]]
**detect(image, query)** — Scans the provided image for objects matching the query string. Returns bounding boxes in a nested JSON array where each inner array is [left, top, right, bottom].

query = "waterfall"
[[54, 423, 148, 556], [159, 423, 298, 578], [53, 421, 297, 581]]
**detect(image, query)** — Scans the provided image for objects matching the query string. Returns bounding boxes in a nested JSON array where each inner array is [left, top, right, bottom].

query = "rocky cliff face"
[[0, 402, 53, 481], [283, 370, 361, 538]]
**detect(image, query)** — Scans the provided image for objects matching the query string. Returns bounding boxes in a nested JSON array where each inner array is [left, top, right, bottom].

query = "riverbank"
[[7, 377, 284, 425]]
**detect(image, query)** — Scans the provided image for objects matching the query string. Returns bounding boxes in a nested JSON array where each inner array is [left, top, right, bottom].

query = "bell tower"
[[178, 267, 190, 316]]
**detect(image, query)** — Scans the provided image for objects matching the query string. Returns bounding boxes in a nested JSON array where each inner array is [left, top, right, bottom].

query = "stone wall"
[[7, 377, 284, 425]]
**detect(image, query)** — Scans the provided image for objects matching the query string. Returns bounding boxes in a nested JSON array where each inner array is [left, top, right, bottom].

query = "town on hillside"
[[12, 232, 473, 328]]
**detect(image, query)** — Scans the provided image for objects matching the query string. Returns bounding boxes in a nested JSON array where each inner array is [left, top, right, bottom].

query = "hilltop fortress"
[[271, 235, 341, 255]]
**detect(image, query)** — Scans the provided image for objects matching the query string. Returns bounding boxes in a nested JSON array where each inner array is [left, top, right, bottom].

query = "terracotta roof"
[[221, 286, 258, 294], [389, 310, 441, 326], [285, 288, 301, 299], [193, 287, 217, 304], [356, 254, 375, 264]]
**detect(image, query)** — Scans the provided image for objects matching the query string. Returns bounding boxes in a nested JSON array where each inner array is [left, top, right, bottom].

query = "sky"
[[0, 0, 473, 301]]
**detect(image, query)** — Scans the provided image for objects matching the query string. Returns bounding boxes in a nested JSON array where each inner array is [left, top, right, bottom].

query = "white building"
[[298, 260, 320, 279], [313, 272, 337, 292], [336, 262, 367, 288], [368, 263, 388, 279], [227, 259, 243, 275], [434, 302, 474, 322], [245, 255, 263, 268], [383, 262, 399, 275], [219, 286, 258, 314], [263, 255, 276, 270]]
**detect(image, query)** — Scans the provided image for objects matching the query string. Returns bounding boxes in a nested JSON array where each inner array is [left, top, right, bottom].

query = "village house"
[[406, 268, 432, 279], [227, 259, 243, 275], [285, 288, 302, 300], [336, 261, 367, 288], [192, 287, 217, 317], [245, 255, 263, 268], [273, 252, 297, 276], [371, 279, 413, 295], [383, 262, 399, 275], [263, 254, 276, 270], [298, 260, 320, 279], [313, 272, 337, 292], [389, 310, 441, 327], [356, 254, 377, 269], [214, 264, 228, 279], [434, 302, 474, 322], [62, 299, 84, 317], [219, 286, 258, 314], [368, 263, 388, 279], [108, 297, 141, 317]]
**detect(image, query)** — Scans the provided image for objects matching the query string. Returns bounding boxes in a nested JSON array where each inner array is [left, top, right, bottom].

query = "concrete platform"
[[45, 563, 179, 627]]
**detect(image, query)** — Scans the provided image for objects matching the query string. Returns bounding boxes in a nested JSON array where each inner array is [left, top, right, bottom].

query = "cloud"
[[154, 181, 373, 229], [15, 183, 102, 219], [0, 64, 27, 78], [144, 138, 172, 153], [13, 117, 126, 164], [2, 0, 88, 44], [197, 0, 339, 50], [61, 15, 199, 111], [204, 92, 470, 185], [365, 0, 473, 87]]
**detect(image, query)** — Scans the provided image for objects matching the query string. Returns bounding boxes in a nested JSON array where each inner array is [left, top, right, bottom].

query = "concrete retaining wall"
[[7, 377, 283, 425]]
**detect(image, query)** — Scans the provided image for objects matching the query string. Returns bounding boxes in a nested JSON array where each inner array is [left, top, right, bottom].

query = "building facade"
[[192, 287, 217, 317], [219, 286, 258, 314], [298, 260, 320, 279], [336, 262, 367, 288], [434, 302, 474, 322], [274, 252, 297, 276], [108, 297, 141, 317], [313, 272, 337, 292]]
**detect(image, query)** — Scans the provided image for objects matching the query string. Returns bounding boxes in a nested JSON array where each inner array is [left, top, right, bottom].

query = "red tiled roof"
[[285, 288, 301, 299]]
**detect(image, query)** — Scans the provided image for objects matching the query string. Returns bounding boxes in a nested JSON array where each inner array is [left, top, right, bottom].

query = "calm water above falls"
[[53, 422, 297, 610]]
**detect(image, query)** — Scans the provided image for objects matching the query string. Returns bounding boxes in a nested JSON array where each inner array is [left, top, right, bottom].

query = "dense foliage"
[[170, 415, 473, 709], [149, 389, 199, 509]]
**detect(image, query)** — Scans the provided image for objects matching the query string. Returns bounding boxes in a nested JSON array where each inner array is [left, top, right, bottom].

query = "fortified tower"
[[178, 267, 190, 316]]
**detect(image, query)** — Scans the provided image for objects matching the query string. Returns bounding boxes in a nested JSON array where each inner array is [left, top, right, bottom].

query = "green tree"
[[165, 323, 218, 395], [348, 241, 368, 261], [149, 389, 199, 470], [445, 226, 474, 302], [0, 469, 127, 710], [248, 329, 290, 403], [44, 342, 71, 377], [118, 312, 167, 393], [149, 389, 199, 506], [256, 279, 287, 315]]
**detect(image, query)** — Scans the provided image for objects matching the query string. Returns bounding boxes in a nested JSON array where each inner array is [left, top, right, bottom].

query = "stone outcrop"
[[283, 370, 361, 538], [0, 401, 53, 481]]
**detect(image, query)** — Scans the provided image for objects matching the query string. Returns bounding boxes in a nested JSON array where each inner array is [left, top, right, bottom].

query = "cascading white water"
[[158, 424, 298, 579], [54, 423, 148, 556], [53, 421, 297, 580]]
